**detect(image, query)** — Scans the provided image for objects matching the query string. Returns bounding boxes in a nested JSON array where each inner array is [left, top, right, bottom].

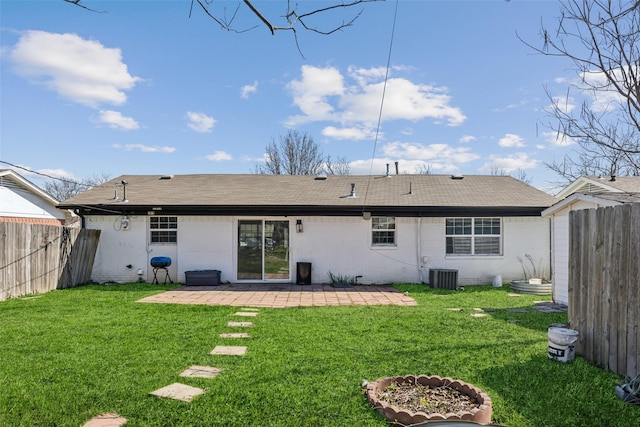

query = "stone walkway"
[[137, 283, 417, 308]]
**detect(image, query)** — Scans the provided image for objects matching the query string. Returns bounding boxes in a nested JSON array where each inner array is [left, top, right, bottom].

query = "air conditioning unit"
[[429, 269, 458, 290]]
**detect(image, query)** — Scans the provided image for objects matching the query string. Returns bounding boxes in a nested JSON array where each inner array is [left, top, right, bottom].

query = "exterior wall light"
[[296, 219, 303, 233]]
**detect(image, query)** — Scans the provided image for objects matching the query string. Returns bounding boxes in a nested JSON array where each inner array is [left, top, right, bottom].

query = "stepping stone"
[[446, 308, 463, 312], [479, 307, 497, 312], [83, 413, 127, 427], [227, 321, 253, 327], [506, 308, 529, 313], [234, 312, 258, 317], [210, 345, 247, 356], [179, 365, 223, 379], [507, 293, 521, 297], [149, 383, 206, 402], [469, 313, 488, 318], [219, 332, 250, 338], [240, 308, 260, 311]]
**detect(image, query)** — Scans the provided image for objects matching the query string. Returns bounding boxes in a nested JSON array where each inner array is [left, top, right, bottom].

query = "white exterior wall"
[[84, 214, 550, 287], [0, 186, 66, 220], [547, 199, 609, 305]]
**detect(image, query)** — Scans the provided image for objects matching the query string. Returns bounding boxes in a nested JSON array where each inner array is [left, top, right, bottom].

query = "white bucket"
[[548, 327, 579, 363], [492, 275, 502, 287]]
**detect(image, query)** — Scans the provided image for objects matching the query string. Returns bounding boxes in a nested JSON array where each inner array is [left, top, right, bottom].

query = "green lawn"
[[0, 284, 637, 427]]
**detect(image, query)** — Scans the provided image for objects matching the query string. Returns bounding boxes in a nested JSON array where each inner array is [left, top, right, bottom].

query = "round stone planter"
[[365, 375, 492, 426], [510, 280, 552, 295]]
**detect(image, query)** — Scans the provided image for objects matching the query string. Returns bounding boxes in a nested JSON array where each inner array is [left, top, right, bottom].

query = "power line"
[[0, 160, 94, 187], [363, 0, 399, 208]]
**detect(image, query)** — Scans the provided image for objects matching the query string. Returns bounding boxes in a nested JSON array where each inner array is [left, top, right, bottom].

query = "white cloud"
[[479, 153, 538, 173], [459, 135, 476, 143], [498, 133, 526, 148], [36, 168, 77, 180], [113, 144, 175, 153], [285, 65, 466, 131], [549, 95, 575, 114], [97, 110, 139, 130], [321, 126, 375, 140], [9, 30, 140, 108], [187, 111, 216, 133], [381, 141, 480, 164], [241, 81, 258, 99], [348, 158, 459, 175], [205, 151, 232, 161], [543, 131, 576, 147]]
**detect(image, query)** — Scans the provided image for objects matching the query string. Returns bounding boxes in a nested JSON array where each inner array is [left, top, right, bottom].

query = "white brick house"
[[59, 174, 557, 286]]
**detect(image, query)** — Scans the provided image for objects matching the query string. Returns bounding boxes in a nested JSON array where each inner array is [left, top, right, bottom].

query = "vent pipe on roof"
[[409, 182, 413, 195], [349, 183, 356, 198], [610, 175, 616, 182], [395, 161, 399, 175], [385, 164, 390, 177]]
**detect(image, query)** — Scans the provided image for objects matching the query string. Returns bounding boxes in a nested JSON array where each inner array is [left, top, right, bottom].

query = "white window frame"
[[371, 216, 397, 247], [445, 217, 502, 256], [149, 216, 178, 244]]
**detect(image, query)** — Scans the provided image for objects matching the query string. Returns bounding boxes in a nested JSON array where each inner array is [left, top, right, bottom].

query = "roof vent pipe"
[[385, 163, 390, 177], [610, 175, 616, 182], [395, 161, 399, 175], [409, 182, 413, 195], [349, 183, 356, 198]]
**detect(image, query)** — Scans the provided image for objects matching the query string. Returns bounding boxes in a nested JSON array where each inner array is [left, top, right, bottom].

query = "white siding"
[[0, 186, 66, 220], [547, 199, 612, 305], [84, 214, 550, 286]]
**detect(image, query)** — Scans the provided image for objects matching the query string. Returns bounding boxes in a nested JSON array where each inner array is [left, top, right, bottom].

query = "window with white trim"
[[372, 216, 396, 246], [150, 216, 177, 243], [446, 218, 501, 255]]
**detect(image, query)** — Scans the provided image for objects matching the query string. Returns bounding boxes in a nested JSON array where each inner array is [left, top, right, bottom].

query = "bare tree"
[[65, 0, 381, 54], [255, 130, 350, 175], [45, 173, 111, 201], [488, 164, 533, 184], [324, 155, 351, 175], [414, 163, 432, 175], [522, 0, 640, 184]]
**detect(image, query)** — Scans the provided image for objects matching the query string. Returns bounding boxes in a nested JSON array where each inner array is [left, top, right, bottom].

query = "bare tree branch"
[[522, 0, 640, 185]]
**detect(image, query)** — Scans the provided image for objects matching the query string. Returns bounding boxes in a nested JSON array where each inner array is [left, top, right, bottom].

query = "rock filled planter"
[[365, 375, 492, 426]]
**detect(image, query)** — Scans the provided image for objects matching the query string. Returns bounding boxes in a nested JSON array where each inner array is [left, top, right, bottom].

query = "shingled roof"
[[59, 174, 558, 217]]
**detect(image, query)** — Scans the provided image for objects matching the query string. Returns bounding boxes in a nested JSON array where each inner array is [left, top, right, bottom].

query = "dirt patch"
[[376, 381, 481, 415]]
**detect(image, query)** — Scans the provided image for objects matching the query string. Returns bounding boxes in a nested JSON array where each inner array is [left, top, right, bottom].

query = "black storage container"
[[185, 270, 221, 286], [296, 262, 312, 285]]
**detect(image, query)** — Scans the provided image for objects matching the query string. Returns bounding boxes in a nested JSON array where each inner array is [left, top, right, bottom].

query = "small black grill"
[[150, 256, 172, 284]]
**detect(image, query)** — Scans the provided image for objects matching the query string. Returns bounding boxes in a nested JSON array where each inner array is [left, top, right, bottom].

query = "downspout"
[[417, 216, 424, 283]]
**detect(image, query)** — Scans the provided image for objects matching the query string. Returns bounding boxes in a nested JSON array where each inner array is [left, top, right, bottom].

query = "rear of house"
[[59, 174, 557, 287]]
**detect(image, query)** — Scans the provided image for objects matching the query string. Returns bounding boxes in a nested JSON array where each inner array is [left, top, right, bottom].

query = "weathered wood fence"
[[569, 203, 639, 378], [0, 222, 100, 301]]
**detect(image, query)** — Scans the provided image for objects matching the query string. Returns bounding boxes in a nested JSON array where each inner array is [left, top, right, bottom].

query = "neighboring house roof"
[[542, 192, 640, 217], [0, 169, 75, 225], [555, 175, 640, 199], [59, 174, 558, 217]]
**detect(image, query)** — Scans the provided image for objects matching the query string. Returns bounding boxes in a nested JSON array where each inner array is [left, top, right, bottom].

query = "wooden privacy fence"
[[569, 203, 639, 378], [0, 222, 100, 301]]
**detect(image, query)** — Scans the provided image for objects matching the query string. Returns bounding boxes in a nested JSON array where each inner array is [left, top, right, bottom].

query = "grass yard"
[[0, 283, 638, 427]]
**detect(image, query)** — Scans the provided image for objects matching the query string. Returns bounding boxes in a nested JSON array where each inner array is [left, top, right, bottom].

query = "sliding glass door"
[[237, 220, 290, 281]]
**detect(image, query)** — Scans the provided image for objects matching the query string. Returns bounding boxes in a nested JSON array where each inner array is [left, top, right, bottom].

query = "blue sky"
[[1, 0, 579, 193]]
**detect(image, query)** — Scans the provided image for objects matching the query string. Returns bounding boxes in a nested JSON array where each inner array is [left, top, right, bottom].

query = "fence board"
[[569, 203, 639, 378], [0, 223, 100, 301]]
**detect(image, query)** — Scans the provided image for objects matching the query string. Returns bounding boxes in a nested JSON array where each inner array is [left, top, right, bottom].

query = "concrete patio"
[[137, 283, 417, 308]]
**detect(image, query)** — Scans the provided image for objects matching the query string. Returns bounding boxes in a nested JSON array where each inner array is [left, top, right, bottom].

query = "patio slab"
[[179, 365, 223, 379], [219, 332, 250, 338], [227, 321, 253, 327], [149, 383, 206, 402], [137, 284, 417, 308], [210, 345, 247, 356], [83, 413, 127, 427]]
